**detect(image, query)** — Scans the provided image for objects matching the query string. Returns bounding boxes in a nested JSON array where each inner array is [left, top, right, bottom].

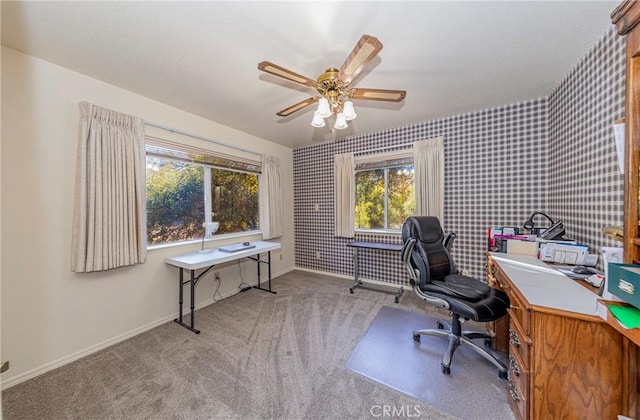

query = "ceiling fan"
[[258, 34, 406, 130]]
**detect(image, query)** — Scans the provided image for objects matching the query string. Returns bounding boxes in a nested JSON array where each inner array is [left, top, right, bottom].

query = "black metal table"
[[347, 241, 404, 303]]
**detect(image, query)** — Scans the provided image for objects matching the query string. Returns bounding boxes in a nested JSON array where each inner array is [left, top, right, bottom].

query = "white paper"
[[614, 121, 625, 174]]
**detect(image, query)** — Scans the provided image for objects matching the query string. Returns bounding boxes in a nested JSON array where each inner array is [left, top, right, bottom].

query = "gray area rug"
[[346, 305, 514, 420]]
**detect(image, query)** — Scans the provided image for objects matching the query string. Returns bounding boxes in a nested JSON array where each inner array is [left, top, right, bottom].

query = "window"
[[354, 150, 415, 231], [145, 139, 260, 246]]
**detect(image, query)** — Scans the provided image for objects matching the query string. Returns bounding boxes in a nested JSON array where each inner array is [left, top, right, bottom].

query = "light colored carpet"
[[2, 270, 511, 419], [346, 305, 514, 420]]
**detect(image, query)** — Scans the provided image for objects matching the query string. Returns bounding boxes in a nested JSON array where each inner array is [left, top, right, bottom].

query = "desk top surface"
[[165, 241, 281, 270], [348, 241, 403, 251], [489, 252, 601, 316]]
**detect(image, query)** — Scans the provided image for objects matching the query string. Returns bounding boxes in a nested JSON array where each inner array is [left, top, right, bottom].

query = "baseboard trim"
[[1, 267, 294, 390], [293, 266, 406, 290]]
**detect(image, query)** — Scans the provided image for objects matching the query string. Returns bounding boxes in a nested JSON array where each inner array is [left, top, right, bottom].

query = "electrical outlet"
[[214, 272, 221, 281], [315, 251, 321, 259], [314, 203, 320, 211]]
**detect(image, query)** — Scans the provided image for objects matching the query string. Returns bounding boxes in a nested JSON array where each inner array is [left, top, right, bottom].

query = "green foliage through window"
[[355, 165, 415, 231], [146, 152, 259, 245], [146, 159, 204, 244]]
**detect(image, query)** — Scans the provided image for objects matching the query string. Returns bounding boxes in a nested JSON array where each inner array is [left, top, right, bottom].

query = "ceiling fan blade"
[[350, 88, 406, 102], [339, 35, 384, 84], [276, 97, 319, 117], [258, 61, 317, 88]]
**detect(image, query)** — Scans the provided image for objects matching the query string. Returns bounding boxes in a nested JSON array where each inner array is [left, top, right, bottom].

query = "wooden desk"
[[487, 253, 624, 420], [347, 241, 404, 303], [165, 241, 281, 333]]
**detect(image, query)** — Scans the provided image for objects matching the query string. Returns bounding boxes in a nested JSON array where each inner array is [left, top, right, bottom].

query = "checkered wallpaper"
[[293, 26, 625, 284], [547, 26, 626, 257]]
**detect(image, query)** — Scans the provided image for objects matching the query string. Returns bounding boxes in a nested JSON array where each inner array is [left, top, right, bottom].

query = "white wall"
[[0, 47, 295, 388]]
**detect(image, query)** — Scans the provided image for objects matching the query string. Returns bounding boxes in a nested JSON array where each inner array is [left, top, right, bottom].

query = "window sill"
[[355, 229, 402, 237], [146, 230, 262, 254]]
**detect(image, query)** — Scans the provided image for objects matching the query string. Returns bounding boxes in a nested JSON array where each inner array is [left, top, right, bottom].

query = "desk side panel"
[[532, 312, 623, 419]]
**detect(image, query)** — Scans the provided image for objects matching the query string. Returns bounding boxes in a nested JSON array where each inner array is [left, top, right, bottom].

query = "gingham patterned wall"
[[293, 26, 625, 284], [547, 26, 625, 257]]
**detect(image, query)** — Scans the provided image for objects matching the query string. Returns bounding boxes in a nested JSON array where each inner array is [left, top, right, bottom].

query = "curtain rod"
[[144, 121, 262, 158], [354, 141, 414, 156]]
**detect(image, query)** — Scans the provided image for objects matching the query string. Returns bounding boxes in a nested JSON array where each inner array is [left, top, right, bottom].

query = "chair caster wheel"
[[413, 333, 420, 342], [441, 364, 451, 375], [498, 370, 508, 380], [436, 321, 445, 329], [349, 288, 354, 294], [484, 338, 493, 347]]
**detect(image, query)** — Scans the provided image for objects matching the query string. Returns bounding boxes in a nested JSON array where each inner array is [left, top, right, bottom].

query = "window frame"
[[354, 148, 414, 235], [145, 138, 262, 250]]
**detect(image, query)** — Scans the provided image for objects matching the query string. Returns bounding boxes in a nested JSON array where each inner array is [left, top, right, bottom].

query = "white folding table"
[[165, 241, 281, 333]]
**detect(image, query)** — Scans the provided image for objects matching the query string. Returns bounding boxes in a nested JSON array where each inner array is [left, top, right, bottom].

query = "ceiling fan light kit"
[[334, 113, 349, 130], [311, 111, 326, 128], [258, 34, 406, 134], [317, 97, 332, 118], [343, 101, 357, 121]]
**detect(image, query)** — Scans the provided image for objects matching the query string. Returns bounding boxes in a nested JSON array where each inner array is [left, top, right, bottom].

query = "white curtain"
[[259, 154, 283, 239], [71, 102, 147, 273], [414, 137, 444, 221], [334, 152, 355, 238]]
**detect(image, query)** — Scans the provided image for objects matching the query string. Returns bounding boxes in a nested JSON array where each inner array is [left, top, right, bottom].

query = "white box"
[[506, 240, 537, 256], [539, 243, 588, 264], [602, 246, 624, 302]]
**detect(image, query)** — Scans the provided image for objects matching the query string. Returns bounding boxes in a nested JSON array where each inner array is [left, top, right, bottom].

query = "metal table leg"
[[252, 251, 277, 294], [349, 247, 362, 293], [174, 268, 202, 334]]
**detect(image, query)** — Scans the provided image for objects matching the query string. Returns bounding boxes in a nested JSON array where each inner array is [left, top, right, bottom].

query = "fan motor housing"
[[316, 68, 350, 105]]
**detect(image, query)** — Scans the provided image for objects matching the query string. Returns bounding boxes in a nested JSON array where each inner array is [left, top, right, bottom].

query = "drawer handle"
[[510, 305, 521, 311], [508, 379, 521, 402], [509, 354, 520, 377], [509, 329, 521, 348]]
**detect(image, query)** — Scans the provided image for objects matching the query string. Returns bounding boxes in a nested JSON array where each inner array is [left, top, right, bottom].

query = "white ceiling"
[[2, 1, 619, 149]]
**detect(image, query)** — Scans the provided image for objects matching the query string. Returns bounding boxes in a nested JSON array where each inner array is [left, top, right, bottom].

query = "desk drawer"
[[507, 348, 528, 420], [488, 259, 509, 292], [507, 286, 530, 337], [509, 318, 531, 370], [507, 375, 528, 420], [508, 342, 529, 395], [488, 258, 531, 336]]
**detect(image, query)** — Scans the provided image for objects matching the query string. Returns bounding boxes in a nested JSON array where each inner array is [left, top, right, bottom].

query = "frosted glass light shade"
[[334, 113, 348, 130], [317, 98, 332, 118], [311, 111, 326, 128], [343, 101, 357, 120]]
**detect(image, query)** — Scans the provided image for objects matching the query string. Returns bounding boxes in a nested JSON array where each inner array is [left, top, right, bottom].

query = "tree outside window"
[[355, 164, 415, 231], [146, 158, 204, 244], [146, 152, 259, 246]]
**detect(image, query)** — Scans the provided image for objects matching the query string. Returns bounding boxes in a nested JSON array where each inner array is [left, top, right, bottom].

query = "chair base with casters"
[[401, 216, 509, 378], [411, 305, 508, 377]]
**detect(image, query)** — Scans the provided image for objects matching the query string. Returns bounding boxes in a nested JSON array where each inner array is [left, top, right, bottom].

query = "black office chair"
[[401, 216, 509, 377]]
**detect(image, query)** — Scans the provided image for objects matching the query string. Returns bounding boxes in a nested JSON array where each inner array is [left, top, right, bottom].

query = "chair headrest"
[[402, 216, 444, 244]]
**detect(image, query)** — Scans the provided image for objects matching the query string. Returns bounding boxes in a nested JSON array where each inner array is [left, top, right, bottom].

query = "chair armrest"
[[401, 238, 418, 285], [444, 232, 456, 252]]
